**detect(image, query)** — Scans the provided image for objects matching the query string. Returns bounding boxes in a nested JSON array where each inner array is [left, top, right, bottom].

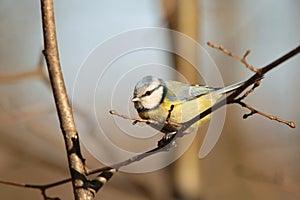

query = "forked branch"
[[207, 42, 261, 73], [208, 42, 296, 128]]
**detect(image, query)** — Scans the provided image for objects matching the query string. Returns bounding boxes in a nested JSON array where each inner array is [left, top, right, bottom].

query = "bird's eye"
[[145, 91, 151, 96]]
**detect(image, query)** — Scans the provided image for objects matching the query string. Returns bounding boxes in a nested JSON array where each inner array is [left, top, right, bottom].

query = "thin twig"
[[0, 54, 49, 84], [0, 180, 26, 188], [109, 110, 158, 125], [238, 101, 295, 128], [207, 42, 261, 73], [184, 45, 300, 129], [229, 79, 295, 128], [109, 110, 181, 129], [0, 180, 61, 200], [0, 67, 43, 83], [207, 41, 297, 128], [239, 81, 261, 100]]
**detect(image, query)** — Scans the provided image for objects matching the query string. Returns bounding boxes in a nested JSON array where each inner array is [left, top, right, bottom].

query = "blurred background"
[[0, 0, 300, 199]]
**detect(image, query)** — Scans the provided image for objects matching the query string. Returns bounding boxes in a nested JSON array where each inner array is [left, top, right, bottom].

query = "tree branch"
[[237, 101, 295, 128], [0, 180, 62, 200], [40, 0, 95, 199], [207, 42, 260, 73], [183, 44, 300, 130], [0, 54, 48, 84]]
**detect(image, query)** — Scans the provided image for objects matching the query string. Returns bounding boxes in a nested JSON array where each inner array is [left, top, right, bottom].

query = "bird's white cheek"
[[140, 97, 158, 110], [143, 87, 164, 109]]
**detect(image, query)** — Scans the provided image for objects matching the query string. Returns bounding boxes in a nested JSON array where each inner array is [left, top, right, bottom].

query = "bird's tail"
[[215, 80, 253, 95], [218, 76, 263, 94]]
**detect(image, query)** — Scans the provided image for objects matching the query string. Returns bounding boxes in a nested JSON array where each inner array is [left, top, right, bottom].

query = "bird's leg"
[[166, 104, 174, 122], [157, 132, 177, 147], [157, 105, 178, 147]]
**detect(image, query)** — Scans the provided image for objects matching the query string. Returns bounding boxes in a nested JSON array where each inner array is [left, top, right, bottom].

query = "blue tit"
[[131, 75, 245, 134]]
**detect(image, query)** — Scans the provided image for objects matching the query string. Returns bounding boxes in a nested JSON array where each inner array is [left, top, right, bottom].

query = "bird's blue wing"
[[165, 80, 214, 102]]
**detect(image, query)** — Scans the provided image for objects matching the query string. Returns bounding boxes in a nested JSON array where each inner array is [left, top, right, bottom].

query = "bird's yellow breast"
[[138, 94, 215, 133]]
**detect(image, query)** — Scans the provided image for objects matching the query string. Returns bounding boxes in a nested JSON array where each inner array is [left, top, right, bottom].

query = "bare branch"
[[109, 110, 181, 129], [237, 101, 295, 128], [238, 81, 261, 100], [0, 54, 49, 85], [207, 42, 297, 128], [40, 0, 95, 199], [0, 67, 43, 83], [0, 180, 61, 200], [207, 42, 261, 73], [0, 180, 26, 188], [109, 110, 158, 124]]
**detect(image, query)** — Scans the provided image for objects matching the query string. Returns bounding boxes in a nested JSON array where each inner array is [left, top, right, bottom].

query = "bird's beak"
[[131, 97, 139, 102]]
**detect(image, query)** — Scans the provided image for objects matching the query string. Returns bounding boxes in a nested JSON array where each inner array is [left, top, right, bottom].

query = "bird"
[[131, 75, 246, 135]]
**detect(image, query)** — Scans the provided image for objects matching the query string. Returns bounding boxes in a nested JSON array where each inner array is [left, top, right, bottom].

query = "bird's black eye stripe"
[[142, 85, 161, 97], [142, 89, 154, 97]]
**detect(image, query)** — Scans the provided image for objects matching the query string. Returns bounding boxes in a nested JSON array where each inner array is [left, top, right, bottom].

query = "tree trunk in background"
[[161, 0, 203, 199]]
